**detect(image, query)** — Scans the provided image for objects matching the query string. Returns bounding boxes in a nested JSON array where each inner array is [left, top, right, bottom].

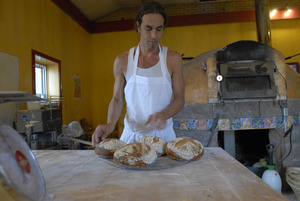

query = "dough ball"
[[137, 136, 167, 156], [95, 138, 126, 158], [166, 137, 204, 161], [113, 142, 157, 168]]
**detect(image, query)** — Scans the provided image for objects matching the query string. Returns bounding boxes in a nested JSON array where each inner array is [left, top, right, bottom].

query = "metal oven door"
[[219, 60, 277, 100]]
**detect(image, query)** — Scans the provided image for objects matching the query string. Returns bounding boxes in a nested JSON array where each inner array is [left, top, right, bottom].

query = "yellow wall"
[[89, 31, 139, 126], [0, 0, 91, 125], [1, 0, 299, 129], [271, 19, 300, 64], [162, 22, 258, 58]]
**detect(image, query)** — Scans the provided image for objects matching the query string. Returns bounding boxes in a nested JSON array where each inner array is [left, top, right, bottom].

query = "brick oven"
[[173, 40, 300, 190], [174, 0, 300, 191]]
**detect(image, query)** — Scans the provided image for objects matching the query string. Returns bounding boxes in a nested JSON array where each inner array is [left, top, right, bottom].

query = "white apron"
[[120, 45, 176, 143]]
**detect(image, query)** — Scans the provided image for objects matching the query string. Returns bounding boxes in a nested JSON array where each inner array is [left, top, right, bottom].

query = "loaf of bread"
[[137, 136, 167, 156], [166, 137, 204, 161], [95, 138, 126, 158], [113, 142, 157, 168]]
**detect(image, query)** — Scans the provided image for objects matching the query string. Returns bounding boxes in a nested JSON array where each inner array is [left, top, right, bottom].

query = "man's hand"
[[145, 112, 167, 130], [92, 123, 114, 146]]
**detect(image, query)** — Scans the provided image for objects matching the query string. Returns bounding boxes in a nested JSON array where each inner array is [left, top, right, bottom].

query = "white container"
[[262, 169, 282, 193]]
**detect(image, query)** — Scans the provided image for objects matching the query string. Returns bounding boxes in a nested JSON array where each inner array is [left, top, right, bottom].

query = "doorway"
[[31, 50, 62, 113]]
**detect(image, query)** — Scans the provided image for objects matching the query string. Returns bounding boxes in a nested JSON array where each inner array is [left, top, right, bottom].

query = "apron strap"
[[133, 46, 139, 75], [158, 45, 166, 77], [127, 47, 135, 81]]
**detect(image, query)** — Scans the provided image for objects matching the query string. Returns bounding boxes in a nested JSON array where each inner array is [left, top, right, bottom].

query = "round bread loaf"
[[95, 138, 126, 158], [137, 136, 167, 156], [166, 137, 204, 161], [113, 142, 157, 168]]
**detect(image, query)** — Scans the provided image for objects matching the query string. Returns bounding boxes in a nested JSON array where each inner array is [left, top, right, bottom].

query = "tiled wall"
[[173, 99, 300, 131], [173, 114, 298, 131]]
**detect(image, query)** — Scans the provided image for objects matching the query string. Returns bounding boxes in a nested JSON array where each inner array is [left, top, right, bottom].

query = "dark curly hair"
[[135, 1, 167, 31]]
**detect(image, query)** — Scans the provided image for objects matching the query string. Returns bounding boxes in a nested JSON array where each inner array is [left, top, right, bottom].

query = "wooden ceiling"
[[51, 0, 239, 33], [51, 0, 300, 34], [70, 0, 197, 22]]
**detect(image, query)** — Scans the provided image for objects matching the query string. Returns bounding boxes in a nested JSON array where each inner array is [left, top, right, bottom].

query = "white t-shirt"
[[125, 46, 171, 84]]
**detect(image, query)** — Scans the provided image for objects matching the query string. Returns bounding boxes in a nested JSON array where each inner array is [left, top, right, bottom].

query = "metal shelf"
[[0, 91, 44, 104]]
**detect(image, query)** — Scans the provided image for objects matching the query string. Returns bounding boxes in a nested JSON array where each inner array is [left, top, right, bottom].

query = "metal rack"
[[47, 95, 64, 120], [0, 91, 64, 149]]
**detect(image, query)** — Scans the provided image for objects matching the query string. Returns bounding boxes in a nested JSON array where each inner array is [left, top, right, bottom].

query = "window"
[[35, 64, 47, 98]]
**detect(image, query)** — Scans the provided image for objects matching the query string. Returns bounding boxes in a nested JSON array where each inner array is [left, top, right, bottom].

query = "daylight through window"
[[35, 63, 47, 98]]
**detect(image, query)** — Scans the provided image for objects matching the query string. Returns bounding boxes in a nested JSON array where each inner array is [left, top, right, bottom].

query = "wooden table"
[[32, 148, 288, 201]]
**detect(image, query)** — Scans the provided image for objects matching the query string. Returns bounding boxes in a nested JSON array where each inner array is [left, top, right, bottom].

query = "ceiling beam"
[[51, 0, 92, 33]]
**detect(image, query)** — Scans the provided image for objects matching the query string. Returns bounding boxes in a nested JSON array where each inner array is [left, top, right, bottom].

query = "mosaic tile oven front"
[[173, 115, 299, 131]]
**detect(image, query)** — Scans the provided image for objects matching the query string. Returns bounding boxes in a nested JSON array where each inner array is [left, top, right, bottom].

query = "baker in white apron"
[[120, 45, 176, 143], [92, 1, 184, 146]]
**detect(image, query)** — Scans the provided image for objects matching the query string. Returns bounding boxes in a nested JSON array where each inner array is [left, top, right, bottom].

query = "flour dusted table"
[[32, 147, 288, 201]]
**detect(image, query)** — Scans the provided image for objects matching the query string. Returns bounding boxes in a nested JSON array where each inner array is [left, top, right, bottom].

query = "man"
[[92, 1, 184, 145]]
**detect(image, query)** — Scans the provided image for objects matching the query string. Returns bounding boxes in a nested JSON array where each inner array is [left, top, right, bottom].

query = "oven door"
[[219, 60, 277, 100]]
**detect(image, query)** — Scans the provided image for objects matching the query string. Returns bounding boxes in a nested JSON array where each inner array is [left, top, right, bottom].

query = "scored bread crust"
[[113, 142, 157, 168], [137, 136, 167, 156], [166, 137, 204, 161], [95, 138, 126, 158]]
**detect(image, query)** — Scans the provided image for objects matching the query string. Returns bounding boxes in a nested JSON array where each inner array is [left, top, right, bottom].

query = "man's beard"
[[146, 41, 158, 49]]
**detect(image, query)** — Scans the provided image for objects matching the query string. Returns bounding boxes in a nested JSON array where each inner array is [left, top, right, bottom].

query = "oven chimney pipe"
[[255, 0, 272, 46]]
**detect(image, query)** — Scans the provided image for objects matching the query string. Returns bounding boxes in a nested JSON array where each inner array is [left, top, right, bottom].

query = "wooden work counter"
[[32, 148, 288, 201]]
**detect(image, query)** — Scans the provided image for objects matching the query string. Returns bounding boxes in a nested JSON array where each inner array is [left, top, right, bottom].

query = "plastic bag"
[[62, 125, 72, 137], [67, 121, 83, 137]]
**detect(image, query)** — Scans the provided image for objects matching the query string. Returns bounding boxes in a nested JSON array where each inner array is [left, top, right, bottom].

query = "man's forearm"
[[159, 97, 184, 120], [106, 98, 124, 127]]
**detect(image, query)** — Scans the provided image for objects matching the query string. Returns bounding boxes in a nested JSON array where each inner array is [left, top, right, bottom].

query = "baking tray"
[[98, 155, 191, 170]]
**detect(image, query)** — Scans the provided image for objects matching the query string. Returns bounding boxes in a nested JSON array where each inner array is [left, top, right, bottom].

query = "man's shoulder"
[[115, 51, 131, 70], [116, 50, 130, 62], [116, 46, 137, 63], [165, 47, 181, 58], [165, 47, 182, 62]]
